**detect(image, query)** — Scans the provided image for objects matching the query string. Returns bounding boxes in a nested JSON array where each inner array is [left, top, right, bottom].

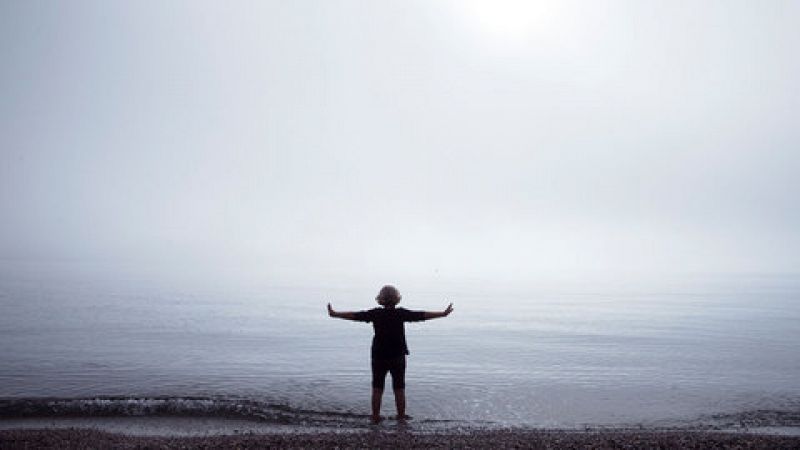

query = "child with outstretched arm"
[[327, 285, 453, 424]]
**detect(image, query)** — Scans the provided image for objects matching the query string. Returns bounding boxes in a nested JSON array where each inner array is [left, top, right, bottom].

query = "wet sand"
[[2, 428, 800, 449]]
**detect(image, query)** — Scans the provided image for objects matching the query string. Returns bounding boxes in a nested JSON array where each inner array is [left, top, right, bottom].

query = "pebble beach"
[[2, 428, 800, 449]]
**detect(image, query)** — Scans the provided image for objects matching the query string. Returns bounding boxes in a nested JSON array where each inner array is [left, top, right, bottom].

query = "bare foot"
[[370, 415, 384, 425], [391, 414, 413, 421]]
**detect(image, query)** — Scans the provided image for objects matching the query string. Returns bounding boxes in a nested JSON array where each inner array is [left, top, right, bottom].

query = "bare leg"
[[371, 388, 384, 423], [394, 388, 406, 420]]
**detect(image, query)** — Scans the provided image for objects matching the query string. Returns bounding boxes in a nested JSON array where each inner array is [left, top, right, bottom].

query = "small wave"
[[702, 409, 800, 429], [3, 396, 799, 432], [0, 396, 374, 427]]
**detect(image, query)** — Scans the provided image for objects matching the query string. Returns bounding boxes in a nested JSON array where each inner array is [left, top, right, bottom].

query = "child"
[[327, 285, 453, 424]]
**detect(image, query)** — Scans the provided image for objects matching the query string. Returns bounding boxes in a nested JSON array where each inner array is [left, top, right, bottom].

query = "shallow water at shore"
[[2, 410, 800, 439]]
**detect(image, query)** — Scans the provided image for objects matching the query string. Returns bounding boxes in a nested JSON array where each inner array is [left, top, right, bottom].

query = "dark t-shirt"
[[353, 307, 427, 359]]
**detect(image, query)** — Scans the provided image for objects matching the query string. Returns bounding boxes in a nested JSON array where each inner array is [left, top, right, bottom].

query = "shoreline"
[[2, 427, 800, 449], [3, 413, 800, 436]]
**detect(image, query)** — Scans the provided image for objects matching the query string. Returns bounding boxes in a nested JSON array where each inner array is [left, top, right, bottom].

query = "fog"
[[1, 1, 798, 288]]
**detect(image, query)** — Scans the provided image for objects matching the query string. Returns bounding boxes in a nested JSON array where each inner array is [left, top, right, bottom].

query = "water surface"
[[1, 263, 798, 429]]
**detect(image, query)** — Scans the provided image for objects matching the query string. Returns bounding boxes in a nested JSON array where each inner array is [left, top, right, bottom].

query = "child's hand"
[[443, 303, 454, 316], [327, 303, 335, 317]]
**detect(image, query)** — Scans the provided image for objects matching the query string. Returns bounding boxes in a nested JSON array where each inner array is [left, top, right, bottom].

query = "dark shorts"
[[371, 356, 406, 390]]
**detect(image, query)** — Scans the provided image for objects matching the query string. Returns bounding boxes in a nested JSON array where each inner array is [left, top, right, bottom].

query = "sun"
[[459, 0, 553, 44]]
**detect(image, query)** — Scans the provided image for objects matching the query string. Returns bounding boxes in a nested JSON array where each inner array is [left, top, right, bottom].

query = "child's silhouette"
[[327, 285, 454, 424]]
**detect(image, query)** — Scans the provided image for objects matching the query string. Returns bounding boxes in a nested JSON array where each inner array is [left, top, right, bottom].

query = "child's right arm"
[[423, 303, 454, 320]]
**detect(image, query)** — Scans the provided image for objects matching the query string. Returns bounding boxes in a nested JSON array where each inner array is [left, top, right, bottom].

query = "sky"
[[1, 0, 799, 288]]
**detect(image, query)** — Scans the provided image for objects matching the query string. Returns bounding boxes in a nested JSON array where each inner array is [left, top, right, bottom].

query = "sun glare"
[[460, 0, 552, 43]]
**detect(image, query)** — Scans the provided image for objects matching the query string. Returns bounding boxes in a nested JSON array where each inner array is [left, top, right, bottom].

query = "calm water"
[[1, 263, 799, 429]]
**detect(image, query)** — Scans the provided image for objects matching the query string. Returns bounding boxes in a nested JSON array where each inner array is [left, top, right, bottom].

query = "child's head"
[[376, 285, 401, 307]]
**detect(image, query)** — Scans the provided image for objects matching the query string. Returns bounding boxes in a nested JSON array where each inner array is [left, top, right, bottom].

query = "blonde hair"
[[376, 285, 401, 307]]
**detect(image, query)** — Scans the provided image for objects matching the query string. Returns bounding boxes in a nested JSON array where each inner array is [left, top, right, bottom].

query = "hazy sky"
[[1, 1, 798, 286]]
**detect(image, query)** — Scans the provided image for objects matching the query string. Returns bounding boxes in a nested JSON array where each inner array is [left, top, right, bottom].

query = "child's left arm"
[[327, 303, 360, 320]]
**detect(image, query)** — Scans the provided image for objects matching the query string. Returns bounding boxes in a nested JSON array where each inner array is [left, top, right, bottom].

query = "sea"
[[1, 261, 799, 434]]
